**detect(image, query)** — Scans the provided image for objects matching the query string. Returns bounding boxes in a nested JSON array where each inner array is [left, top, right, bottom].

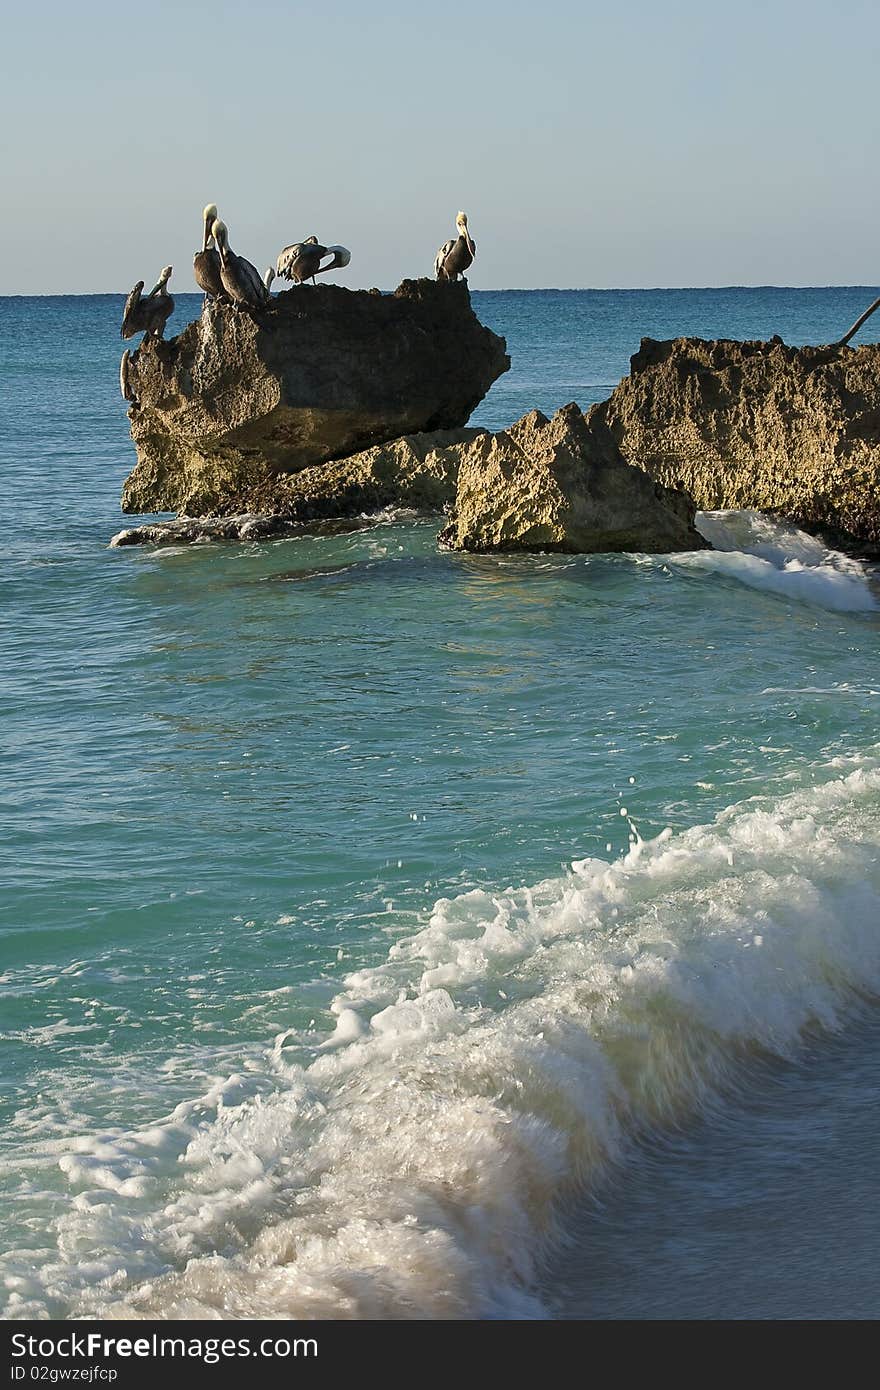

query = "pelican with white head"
[[434, 211, 476, 281]]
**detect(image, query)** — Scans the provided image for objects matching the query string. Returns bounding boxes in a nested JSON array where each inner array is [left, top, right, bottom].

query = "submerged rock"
[[589, 336, 880, 553], [111, 513, 395, 548], [438, 403, 706, 554], [120, 278, 509, 516]]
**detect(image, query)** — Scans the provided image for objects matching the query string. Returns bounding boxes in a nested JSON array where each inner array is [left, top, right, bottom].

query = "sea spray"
[[689, 511, 878, 612]]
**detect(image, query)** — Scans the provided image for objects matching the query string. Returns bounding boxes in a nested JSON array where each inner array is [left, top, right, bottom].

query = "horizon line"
[[3, 283, 880, 300]]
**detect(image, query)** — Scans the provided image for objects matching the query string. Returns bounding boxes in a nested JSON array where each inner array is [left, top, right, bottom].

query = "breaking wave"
[[6, 753, 880, 1320], [684, 511, 878, 612]]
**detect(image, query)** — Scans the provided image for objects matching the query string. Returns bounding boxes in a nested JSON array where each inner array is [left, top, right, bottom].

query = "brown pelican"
[[276, 239, 351, 284], [434, 212, 475, 281], [212, 219, 270, 313], [193, 203, 224, 303], [275, 236, 327, 285], [121, 266, 174, 340]]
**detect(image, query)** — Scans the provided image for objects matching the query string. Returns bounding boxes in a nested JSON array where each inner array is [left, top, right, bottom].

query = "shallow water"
[[1, 287, 879, 1318]]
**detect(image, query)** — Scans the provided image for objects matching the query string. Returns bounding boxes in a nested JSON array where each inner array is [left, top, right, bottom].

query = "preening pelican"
[[193, 203, 224, 302], [275, 236, 327, 285], [316, 246, 351, 276], [434, 212, 475, 281], [121, 266, 174, 340], [212, 219, 270, 313], [276, 238, 351, 284]]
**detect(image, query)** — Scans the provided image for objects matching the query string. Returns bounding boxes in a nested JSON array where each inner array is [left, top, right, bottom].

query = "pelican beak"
[[202, 219, 212, 252]]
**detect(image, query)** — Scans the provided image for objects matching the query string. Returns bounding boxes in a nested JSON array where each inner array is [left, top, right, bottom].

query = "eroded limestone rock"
[[111, 428, 484, 545], [120, 278, 509, 516], [589, 336, 880, 553], [439, 403, 705, 554]]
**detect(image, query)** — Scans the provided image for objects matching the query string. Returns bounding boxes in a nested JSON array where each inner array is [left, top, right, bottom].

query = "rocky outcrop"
[[438, 403, 706, 554], [111, 407, 706, 552], [589, 336, 880, 552], [120, 278, 509, 516], [110, 427, 483, 546]]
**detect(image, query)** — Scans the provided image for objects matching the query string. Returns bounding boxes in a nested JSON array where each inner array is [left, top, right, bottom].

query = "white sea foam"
[[683, 511, 878, 612], [2, 753, 876, 1321]]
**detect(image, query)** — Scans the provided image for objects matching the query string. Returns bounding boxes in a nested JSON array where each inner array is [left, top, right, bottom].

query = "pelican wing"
[[276, 243, 306, 281], [121, 282, 144, 339], [240, 256, 270, 303], [276, 241, 328, 283], [434, 239, 455, 279]]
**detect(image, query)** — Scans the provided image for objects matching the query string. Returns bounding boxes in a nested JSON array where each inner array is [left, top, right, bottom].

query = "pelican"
[[275, 236, 327, 285], [212, 219, 270, 313], [193, 203, 224, 303], [434, 212, 475, 281], [121, 266, 174, 340], [264, 266, 275, 293]]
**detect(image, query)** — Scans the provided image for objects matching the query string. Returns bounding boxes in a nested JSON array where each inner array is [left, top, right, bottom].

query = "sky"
[[2, 0, 879, 293]]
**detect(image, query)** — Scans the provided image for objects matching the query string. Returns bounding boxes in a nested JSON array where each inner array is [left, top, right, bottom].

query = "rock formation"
[[589, 336, 880, 553], [120, 278, 509, 516], [438, 403, 706, 554], [115, 295, 880, 556], [111, 428, 483, 546], [111, 407, 706, 553]]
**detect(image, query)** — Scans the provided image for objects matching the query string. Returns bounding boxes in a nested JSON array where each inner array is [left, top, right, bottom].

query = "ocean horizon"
[[4, 282, 880, 298]]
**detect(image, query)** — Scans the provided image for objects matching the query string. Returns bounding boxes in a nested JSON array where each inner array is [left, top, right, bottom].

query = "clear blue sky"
[[3, 0, 879, 292]]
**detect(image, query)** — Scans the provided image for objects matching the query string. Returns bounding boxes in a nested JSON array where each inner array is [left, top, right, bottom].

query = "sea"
[[2, 286, 880, 1321]]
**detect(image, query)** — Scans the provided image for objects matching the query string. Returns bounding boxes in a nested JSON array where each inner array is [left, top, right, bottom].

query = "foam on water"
[[5, 753, 880, 1320], [686, 511, 878, 612]]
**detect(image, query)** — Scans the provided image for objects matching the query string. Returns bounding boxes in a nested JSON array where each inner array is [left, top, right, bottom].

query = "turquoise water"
[[2, 288, 880, 1319]]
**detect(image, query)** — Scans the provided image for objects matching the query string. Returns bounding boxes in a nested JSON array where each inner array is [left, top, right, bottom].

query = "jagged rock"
[[120, 279, 509, 516], [110, 427, 485, 545], [438, 403, 706, 554], [588, 336, 880, 552], [110, 407, 705, 553]]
